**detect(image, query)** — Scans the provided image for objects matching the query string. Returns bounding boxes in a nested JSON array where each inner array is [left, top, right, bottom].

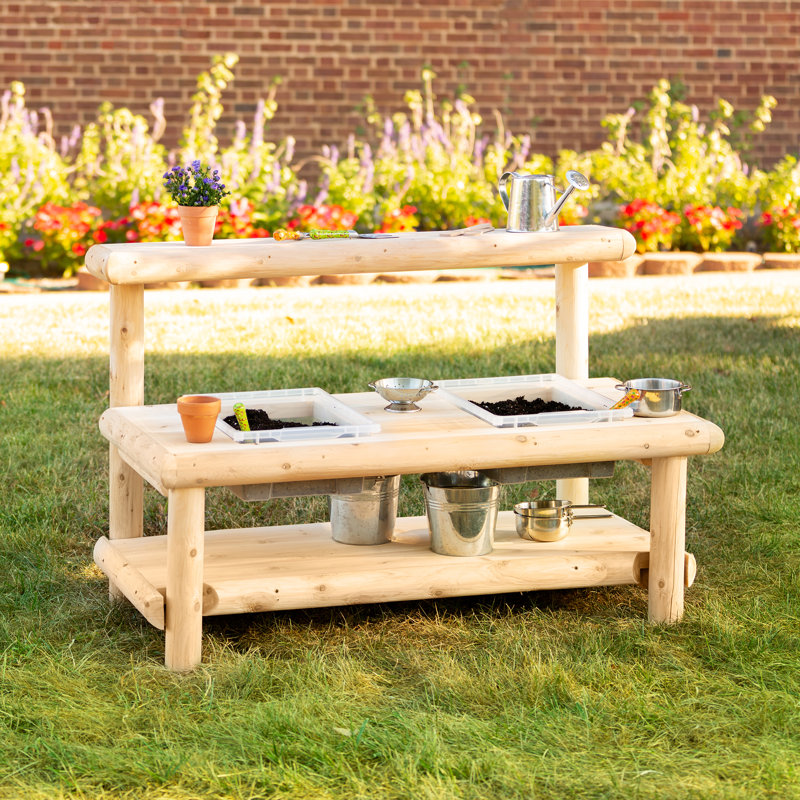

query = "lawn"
[[1, 271, 799, 799]]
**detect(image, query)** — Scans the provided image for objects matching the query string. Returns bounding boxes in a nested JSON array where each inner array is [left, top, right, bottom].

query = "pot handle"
[[679, 382, 692, 394], [498, 172, 519, 211], [368, 382, 376, 390]]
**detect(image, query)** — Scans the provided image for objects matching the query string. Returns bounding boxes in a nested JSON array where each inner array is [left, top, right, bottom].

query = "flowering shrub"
[[678, 204, 744, 252], [75, 102, 169, 218], [616, 199, 681, 253], [215, 199, 271, 239], [557, 203, 589, 228], [2, 59, 800, 278], [288, 204, 358, 232], [759, 205, 800, 253], [22, 202, 107, 275], [163, 161, 230, 207], [125, 202, 183, 243], [317, 71, 553, 232], [1, 81, 71, 269], [378, 205, 419, 233], [589, 80, 772, 214]]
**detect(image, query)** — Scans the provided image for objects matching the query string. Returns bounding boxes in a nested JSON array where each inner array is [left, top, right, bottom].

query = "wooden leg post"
[[108, 284, 145, 599], [164, 487, 206, 672], [648, 456, 688, 624], [555, 262, 589, 505]]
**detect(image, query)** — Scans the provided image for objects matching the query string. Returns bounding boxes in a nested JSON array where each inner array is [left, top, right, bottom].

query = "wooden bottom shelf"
[[95, 512, 653, 629]]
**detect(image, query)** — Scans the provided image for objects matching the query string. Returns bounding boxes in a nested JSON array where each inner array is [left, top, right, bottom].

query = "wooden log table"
[[85, 226, 724, 671]]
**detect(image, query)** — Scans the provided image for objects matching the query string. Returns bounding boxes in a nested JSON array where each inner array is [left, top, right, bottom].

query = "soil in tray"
[[223, 408, 336, 431], [471, 395, 584, 415]]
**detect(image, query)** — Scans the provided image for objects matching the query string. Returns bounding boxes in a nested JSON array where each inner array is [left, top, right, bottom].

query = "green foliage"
[[676, 204, 745, 252], [586, 80, 771, 216], [615, 199, 681, 253], [3, 62, 800, 276], [180, 52, 239, 163], [758, 154, 800, 211], [217, 78, 303, 231], [316, 70, 551, 231], [759, 204, 800, 252], [0, 81, 71, 266], [72, 101, 169, 217]]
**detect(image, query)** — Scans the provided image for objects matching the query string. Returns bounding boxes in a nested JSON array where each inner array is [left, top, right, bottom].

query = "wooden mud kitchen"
[[85, 226, 724, 672]]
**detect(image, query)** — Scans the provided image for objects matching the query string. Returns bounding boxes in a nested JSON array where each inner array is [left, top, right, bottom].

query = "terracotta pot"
[[696, 252, 762, 272], [759, 253, 800, 270], [177, 394, 221, 443], [178, 206, 218, 247], [639, 252, 703, 275], [587, 254, 643, 278]]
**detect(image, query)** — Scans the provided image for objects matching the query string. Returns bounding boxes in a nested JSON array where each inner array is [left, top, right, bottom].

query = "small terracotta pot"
[[177, 395, 221, 443], [178, 206, 218, 246]]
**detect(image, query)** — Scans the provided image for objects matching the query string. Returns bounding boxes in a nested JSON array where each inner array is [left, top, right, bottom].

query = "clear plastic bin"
[[435, 374, 633, 428], [214, 387, 380, 443]]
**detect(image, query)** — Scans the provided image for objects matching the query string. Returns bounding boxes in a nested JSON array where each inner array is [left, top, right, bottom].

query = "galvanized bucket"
[[420, 471, 499, 556], [330, 475, 400, 545]]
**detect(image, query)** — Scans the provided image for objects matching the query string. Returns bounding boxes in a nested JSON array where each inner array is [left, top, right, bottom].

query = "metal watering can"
[[498, 170, 590, 232]]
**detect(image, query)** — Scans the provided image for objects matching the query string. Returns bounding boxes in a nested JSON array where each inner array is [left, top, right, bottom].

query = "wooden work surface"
[[99, 378, 725, 494], [84, 225, 635, 285]]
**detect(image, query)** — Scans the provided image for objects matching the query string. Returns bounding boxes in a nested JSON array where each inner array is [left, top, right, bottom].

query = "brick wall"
[[2, 0, 799, 166]]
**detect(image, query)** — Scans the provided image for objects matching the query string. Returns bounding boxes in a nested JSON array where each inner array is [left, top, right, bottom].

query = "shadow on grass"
[[1, 313, 798, 655]]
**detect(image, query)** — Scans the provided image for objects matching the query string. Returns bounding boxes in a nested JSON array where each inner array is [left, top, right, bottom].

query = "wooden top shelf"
[[99, 379, 724, 493], [85, 225, 636, 285]]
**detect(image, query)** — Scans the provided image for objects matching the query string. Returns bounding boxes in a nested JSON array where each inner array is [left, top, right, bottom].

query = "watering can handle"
[[498, 172, 519, 211]]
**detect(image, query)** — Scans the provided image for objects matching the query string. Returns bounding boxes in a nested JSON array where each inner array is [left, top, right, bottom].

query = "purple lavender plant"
[[163, 161, 230, 207]]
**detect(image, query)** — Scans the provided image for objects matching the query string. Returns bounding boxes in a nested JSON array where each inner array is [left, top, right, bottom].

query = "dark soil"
[[223, 408, 336, 431], [472, 395, 584, 416]]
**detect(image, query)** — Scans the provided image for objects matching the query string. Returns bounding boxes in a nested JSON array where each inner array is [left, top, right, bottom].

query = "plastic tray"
[[213, 387, 381, 443], [435, 374, 633, 427]]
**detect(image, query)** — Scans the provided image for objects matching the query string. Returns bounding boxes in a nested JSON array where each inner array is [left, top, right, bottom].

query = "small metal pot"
[[615, 378, 691, 417], [514, 500, 611, 542]]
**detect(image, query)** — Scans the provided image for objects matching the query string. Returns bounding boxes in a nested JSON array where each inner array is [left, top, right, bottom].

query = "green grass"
[[1, 272, 799, 799]]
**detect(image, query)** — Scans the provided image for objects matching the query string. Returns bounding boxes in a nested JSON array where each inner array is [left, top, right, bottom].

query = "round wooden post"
[[108, 284, 145, 599], [555, 262, 589, 505], [164, 487, 206, 672], [648, 456, 688, 623]]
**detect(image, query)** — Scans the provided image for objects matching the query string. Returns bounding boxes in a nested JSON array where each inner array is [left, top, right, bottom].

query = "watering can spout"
[[543, 171, 591, 227]]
